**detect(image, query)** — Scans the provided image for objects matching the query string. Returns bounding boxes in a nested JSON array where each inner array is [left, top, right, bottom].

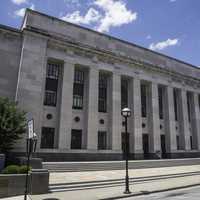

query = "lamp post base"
[[124, 190, 131, 194]]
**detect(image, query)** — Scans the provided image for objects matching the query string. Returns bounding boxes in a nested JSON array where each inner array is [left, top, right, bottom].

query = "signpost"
[[27, 119, 34, 139], [24, 119, 37, 200]]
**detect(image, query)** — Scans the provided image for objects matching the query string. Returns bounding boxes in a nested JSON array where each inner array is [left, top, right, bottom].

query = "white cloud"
[[11, 0, 28, 5], [170, 0, 177, 2], [149, 38, 179, 51], [146, 35, 151, 40], [14, 4, 35, 17], [60, 0, 137, 33], [61, 7, 101, 25], [94, 0, 137, 32]]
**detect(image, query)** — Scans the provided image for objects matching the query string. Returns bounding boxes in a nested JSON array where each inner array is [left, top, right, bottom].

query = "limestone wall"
[[22, 9, 200, 80], [0, 25, 21, 100]]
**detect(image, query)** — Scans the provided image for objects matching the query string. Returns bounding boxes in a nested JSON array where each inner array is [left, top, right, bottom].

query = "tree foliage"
[[0, 97, 26, 153]]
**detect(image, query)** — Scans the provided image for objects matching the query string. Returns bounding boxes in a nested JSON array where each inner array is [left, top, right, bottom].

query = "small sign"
[[27, 119, 34, 139]]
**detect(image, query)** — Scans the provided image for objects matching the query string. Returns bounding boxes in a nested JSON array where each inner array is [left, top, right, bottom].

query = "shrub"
[[2, 165, 20, 174], [0, 97, 26, 153], [19, 165, 31, 174]]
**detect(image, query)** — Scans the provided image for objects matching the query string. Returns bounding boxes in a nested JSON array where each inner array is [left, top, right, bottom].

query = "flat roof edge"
[[24, 9, 199, 71], [0, 24, 21, 34]]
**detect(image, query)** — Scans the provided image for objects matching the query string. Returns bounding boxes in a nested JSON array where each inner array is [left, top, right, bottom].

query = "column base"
[[129, 153, 144, 160], [8, 151, 200, 162], [166, 151, 200, 159]]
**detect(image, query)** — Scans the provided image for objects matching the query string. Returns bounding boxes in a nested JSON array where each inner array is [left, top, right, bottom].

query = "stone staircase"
[[49, 171, 200, 192], [43, 158, 200, 172]]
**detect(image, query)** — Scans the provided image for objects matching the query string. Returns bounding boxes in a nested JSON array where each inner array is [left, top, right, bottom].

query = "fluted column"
[[179, 89, 190, 150], [111, 73, 122, 151], [164, 86, 177, 152], [191, 93, 200, 150], [87, 67, 99, 150], [130, 78, 143, 156], [58, 62, 74, 149], [148, 82, 161, 153]]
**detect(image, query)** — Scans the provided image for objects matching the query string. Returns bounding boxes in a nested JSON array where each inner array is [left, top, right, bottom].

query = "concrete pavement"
[[123, 185, 200, 200], [2, 165, 200, 200]]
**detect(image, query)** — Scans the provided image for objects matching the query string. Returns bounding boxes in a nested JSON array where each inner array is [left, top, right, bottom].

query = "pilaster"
[[179, 89, 190, 150], [111, 73, 122, 151], [58, 61, 74, 149], [148, 82, 161, 153], [87, 67, 99, 150], [191, 93, 200, 150], [130, 78, 143, 154], [164, 86, 177, 152]]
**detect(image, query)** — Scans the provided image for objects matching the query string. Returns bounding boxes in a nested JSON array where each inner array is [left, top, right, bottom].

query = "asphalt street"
[[123, 186, 200, 200]]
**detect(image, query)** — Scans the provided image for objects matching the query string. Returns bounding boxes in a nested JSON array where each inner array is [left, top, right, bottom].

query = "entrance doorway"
[[71, 129, 82, 149], [161, 135, 167, 158], [142, 134, 149, 159]]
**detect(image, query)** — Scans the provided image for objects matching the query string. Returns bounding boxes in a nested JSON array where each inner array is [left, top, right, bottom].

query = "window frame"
[[73, 69, 85, 109], [98, 131, 107, 150], [98, 73, 107, 113]]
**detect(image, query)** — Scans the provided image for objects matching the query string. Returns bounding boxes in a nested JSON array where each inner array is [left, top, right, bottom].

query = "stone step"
[[43, 158, 200, 172], [49, 171, 200, 192]]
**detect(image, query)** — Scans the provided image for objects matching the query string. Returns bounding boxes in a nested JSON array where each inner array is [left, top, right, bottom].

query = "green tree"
[[0, 97, 26, 153]]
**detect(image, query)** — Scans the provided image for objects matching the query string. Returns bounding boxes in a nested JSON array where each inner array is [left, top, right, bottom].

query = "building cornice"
[[24, 9, 199, 71], [0, 24, 21, 36], [23, 27, 200, 89]]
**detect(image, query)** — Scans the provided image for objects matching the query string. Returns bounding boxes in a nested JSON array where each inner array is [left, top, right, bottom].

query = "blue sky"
[[0, 0, 200, 67]]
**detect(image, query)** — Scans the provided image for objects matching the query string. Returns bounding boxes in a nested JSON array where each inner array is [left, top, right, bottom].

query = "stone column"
[[164, 86, 177, 152], [111, 73, 122, 151], [148, 82, 161, 154], [58, 62, 74, 149], [87, 67, 99, 150], [130, 78, 143, 157], [191, 93, 200, 150], [179, 89, 190, 150]]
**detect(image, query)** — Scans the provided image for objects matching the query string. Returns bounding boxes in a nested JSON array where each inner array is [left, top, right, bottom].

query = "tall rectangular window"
[[41, 127, 55, 149], [71, 129, 82, 149], [73, 69, 84, 109], [44, 62, 61, 106], [98, 131, 107, 150], [141, 84, 147, 117], [158, 87, 164, 119], [173, 89, 178, 121], [98, 73, 107, 113], [121, 79, 128, 109]]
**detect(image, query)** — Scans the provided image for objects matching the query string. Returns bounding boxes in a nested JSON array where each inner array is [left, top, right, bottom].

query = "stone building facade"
[[0, 9, 200, 161]]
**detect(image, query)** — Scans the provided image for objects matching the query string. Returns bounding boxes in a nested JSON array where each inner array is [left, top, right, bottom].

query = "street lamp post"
[[121, 108, 131, 194]]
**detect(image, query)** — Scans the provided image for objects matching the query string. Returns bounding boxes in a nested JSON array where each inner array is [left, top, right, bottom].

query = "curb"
[[100, 183, 200, 200]]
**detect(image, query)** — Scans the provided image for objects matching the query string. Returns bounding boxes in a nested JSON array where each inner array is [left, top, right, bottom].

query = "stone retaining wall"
[[0, 169, 49, 198]]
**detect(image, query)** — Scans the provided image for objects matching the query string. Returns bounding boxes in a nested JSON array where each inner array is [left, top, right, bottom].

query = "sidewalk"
[[2, 165, 200, 200]]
